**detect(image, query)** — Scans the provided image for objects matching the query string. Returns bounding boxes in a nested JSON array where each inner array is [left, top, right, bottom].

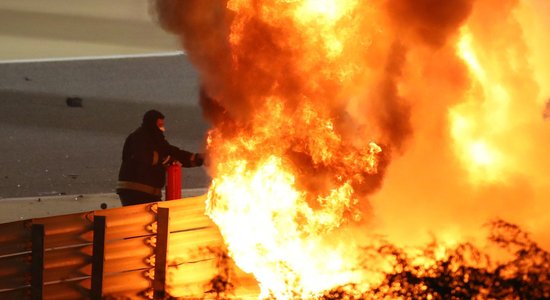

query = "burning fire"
[[154, 0, 550, 298], [205, 101, 383, 297]]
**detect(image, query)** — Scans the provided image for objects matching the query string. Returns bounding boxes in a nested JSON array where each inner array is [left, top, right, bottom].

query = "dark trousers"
[[117, 189, 161, 206]]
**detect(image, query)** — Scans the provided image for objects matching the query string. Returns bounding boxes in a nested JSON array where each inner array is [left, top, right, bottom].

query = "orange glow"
[[155, 0, 550, 297], [451, 26, 514, 183]]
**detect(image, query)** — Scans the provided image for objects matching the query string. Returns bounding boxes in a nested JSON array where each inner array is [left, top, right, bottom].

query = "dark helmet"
[[142, 109, 165, 130]]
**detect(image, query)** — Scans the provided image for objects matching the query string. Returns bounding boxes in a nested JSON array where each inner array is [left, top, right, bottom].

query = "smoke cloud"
[[152, 0, 471, 193]]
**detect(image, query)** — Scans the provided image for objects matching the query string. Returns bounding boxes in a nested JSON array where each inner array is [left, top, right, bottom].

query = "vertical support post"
[[31, 224, 45, 300], [165, 164, 181, 200], [91, 216, 106, 300], [153, 207, 170, 299]]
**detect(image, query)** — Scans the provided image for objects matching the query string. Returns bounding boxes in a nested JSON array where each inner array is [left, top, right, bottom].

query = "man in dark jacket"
[[117, 109, 204, 206]]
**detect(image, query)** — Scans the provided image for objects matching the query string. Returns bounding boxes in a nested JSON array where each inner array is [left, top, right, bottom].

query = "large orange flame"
[[205, 102, 383, 297], [153, 0, 550, 297], [200, 1, 392, 297]]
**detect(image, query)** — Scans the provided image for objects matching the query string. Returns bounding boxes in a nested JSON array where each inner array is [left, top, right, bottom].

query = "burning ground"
[[152, 0, 550, 298]]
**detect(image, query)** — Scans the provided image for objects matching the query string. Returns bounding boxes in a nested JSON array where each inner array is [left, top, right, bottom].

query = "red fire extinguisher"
[[165, 163, 182, 200]]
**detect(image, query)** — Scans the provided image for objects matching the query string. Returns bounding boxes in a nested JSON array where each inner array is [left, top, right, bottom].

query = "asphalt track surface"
[[0, 54, 212, 199]]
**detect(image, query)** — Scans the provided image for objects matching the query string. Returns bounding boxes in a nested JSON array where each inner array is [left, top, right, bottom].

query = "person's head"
[[142, 109, 165, 132]]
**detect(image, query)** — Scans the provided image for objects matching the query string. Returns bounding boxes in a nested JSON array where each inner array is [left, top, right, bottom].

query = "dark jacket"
[[116, 112, 202, 198]]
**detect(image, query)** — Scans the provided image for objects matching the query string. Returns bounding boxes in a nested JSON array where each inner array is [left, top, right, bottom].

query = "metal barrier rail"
[[0, 167, 259, 299], [0, 194, 259, 299]]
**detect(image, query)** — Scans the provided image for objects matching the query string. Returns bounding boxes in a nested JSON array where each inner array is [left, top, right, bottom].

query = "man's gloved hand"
[[192, 153, 204, 167], [199, 153, 211, 166]]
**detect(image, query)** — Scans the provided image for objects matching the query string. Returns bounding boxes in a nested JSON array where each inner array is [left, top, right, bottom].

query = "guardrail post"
[[91, 215, 106, 300], [31, 223, 45, 300], [153, 207, 170, 299], [166, 164, 181, 200]]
